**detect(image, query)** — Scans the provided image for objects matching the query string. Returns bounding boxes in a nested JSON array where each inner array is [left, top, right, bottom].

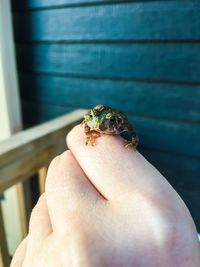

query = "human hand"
[[11, 125, 200, 267]]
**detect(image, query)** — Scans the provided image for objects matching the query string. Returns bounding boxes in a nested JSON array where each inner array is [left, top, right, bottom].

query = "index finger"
[[67, 125, 166, 201]]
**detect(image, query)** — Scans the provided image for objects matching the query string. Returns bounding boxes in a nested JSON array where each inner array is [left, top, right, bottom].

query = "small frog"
[[81, 105, 139, 149]]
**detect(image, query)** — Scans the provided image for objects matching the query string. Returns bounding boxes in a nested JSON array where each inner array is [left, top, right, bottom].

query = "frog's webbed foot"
[[124, 134, 139, 150]]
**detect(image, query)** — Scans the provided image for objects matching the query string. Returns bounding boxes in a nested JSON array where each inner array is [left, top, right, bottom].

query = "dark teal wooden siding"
[[12, 0, 200, 230]]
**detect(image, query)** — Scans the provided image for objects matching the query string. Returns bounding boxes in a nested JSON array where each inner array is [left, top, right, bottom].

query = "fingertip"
[[66, 124, 85, 150], [66, 123, 142, 198], [65, 123, 164, 201]]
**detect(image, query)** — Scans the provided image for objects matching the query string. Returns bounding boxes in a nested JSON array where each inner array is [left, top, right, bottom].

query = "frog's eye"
[[89, 114, 93, 118], [105, 113, 112, 119]]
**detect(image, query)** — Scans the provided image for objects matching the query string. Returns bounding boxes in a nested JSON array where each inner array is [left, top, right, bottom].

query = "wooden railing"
[[0, 110, 85, 267]]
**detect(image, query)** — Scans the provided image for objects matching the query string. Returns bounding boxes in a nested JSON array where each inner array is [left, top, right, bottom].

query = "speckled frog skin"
[[81, 105, 139, 149]]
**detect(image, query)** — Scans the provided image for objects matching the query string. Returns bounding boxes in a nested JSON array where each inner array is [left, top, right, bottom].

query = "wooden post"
[[0, 252, 3, 267], [0, 203, 10, 267], [38, 167, 48, 195], [0, 0, 24, 256], [16, 183, 28, 238]]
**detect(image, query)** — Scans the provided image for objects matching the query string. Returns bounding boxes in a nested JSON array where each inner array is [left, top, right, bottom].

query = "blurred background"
[[0, 0, 200, 264]]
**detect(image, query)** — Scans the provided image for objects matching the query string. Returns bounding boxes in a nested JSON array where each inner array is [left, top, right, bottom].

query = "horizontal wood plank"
[[130, 116, 200, 159], [141, 147, 200, 230], [13, 1, 200, 41], [19, 74, 200, 122], [140, 148, 200, 189], [21, 101, 200, 158], [12, 0, 118, 10], [21, 102, 74, 124], [0, 110, 85, 192], [16, 43, 200, 83]]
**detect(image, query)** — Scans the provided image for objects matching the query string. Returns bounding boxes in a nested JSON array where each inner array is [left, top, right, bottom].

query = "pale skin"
[[11, 125, 200, 267]]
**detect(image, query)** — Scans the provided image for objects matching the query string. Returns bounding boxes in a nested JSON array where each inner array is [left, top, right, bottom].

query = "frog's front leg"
[[124, 133, 139, 150], [89, 130, 101, 146], [84, 124, 100, 146], [84, 123, 91, 145]]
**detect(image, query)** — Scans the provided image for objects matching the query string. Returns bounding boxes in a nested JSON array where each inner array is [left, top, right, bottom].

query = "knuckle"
[[48, 155, 61, 170], [30, 194, 45, 222], [61, 150, 72, 161], [48, 150, 72, 171]]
